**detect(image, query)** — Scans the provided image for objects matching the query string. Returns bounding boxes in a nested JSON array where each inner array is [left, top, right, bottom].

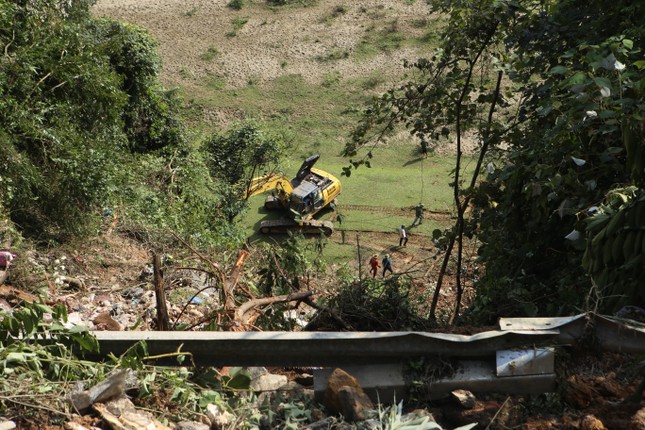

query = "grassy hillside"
[[91, 0, 464, 245]]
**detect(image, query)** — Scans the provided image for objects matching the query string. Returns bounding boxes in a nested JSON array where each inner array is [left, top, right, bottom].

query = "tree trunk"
[[153, 253, 170, 331]]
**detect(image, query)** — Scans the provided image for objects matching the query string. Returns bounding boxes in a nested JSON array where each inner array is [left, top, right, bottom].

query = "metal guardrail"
[[92, 313, 645, 367]]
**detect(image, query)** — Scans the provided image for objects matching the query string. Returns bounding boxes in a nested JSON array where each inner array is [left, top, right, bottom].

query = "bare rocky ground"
[[91, 0, 432, 90], [1, 222, 644, 429]]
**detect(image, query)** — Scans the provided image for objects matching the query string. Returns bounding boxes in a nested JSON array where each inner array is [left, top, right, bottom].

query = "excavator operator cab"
[[289, 181, 318, 219]]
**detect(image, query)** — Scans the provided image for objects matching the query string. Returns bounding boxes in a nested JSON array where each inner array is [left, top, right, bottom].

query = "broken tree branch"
[[224, 249, 250, 311], [235, 291, 314, 327]]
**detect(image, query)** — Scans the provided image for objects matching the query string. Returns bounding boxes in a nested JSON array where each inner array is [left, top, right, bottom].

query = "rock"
[[294, 372, 314, 387], [0, 298, 12, 312], [250, 373, 288, 392], [443, 399, 506, 428], [188, 308, 204, 318], [580, 415, 607, 430], [64, 423, 94, 430], [244, 367, 288, 392], [451, 389, 477, 409], [277, 380, 314, 399], [93, 402, 171, 430], [65, 312, 88, 329], [245, 366, 268, 378], [594, 373, 630, 398], [0, 420, 16, 430], [630, 407, 645, 430], [138, 266, 153, 280], [523, 417, 559, 429], [323, 368, 374, 422], [306, 417, 336, 429], [104, 396, 136, 416], [206, 403, 234, 429], [408, 409, 437, 423], [564, 375, 594, 408], [93, 311, 123, 331], [337, 385, 374, 421], [310, 408, 326, 422], [69, 369, 132, 411], [175, 421, 210, 430]]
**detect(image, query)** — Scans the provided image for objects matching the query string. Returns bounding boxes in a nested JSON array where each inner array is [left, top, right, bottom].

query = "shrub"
[[228, 0, 244, 10]]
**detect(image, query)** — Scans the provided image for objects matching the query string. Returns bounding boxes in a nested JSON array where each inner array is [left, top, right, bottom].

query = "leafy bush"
[[344, 0, 644, 321], [203, 122, 288, 223], [228, 0, 244, 10], [309, 278, 430, 331], [0, 1, 225, 244], [582, 187, 644, 312], [470, 1, 644, 320]]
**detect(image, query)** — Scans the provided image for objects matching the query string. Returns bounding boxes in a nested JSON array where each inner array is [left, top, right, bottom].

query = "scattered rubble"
[[1, 234, 644, 429]]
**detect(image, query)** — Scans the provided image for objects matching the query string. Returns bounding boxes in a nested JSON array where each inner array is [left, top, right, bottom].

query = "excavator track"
[[259, 219, 334, 236]]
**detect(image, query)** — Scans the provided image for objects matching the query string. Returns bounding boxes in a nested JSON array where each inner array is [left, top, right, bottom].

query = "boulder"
[[175, 421, 210, 430], [322, 368, 374, 422], [580, 415, 607, 430], [451, 389, 477, 409]]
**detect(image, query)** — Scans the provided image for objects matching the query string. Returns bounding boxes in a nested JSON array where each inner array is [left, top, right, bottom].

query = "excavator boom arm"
[[244, 174, 293, 198]]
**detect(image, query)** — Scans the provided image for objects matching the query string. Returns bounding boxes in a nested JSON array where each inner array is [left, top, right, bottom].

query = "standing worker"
[[398, 225, 408, 247], [412, 203, 425, 226], [368, 254, 380, 278], [420, 138, 429, 159], [382, 254, 394, 277]]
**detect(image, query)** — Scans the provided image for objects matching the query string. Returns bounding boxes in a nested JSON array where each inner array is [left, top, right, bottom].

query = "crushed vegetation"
[[1, 227, 644, 429]]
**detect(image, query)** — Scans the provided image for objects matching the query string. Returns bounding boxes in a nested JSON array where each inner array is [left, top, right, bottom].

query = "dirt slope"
[[92, 0, 433, 89]]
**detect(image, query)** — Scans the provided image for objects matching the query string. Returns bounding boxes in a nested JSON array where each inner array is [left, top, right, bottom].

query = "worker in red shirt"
[[368, 254, 380, 278]]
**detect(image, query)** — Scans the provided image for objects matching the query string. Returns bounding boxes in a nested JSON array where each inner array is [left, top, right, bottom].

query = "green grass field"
[[187, 71, 478, 246], [241, 149, 472, 239], [178, 13, 472, 255]]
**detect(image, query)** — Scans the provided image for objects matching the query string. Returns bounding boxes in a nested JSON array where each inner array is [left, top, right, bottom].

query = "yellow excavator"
[[246, 154, 341, 235]]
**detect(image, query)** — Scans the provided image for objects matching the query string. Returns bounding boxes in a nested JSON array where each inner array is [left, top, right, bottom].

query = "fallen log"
[[234, 290, 314, 328]]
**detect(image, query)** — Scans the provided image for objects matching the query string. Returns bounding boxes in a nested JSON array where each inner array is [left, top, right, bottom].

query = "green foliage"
[[203, 122, 288, 224], [0, 1, 192, 241], [312, 278, 430, 331], [256, 235, 324, 295], [371, 401, 470, 429], [200, 46, 220, 62], [228, 0, 245, 10], [347, 0, 644, 320], [471, 0, 644, 320], [331, 5, 348, 17], [582, 187, 644, 312], [0, 301, 98, 353], [355, 21, 405, 59], [232, 15, 249, 31], [204, 122, 286, 185], [266, 0, 317, 6], [0, 301, 100, 385], [252, 235, 326, 329]]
